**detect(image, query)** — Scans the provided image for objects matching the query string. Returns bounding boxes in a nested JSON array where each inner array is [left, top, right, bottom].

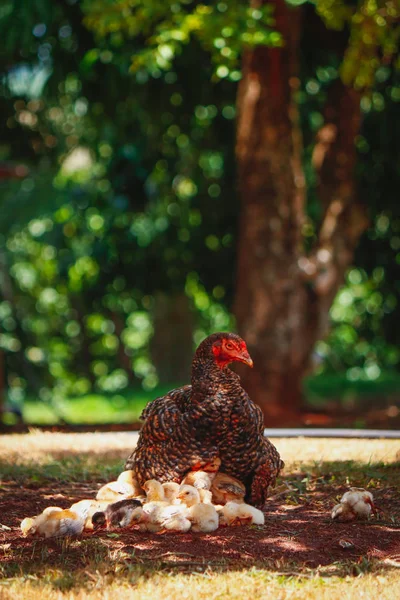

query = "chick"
[[202, 456, 222, 474], [143, 479, 167, 503], [176, 484, 201, 508], [162, 482, 181, 504], [211, 472, 246, 505], [70, 499, 111, 529], [129, 503, 190, 533], [199, 489, 213, 504], [221, 501, 265, 526], [92, 498, 143, 529], [187, 503, 219, 533], [182, 470, 213, 490], [21, 508, 85, 538], [158, 504, 192, 533], [96, 470, 142, 501], [331, 488, 376, 522]]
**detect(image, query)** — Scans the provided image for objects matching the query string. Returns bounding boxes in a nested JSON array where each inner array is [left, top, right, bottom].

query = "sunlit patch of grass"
[[0, 455, 123, 485], [21, 386, 176, 426], [2, 562, 400, 600]]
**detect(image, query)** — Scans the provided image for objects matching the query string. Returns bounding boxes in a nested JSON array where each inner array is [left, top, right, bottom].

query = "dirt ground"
[[1, 476, 399, 574]]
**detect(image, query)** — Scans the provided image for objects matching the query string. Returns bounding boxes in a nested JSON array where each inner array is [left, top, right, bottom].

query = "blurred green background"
[[0, 0, 399, 427]]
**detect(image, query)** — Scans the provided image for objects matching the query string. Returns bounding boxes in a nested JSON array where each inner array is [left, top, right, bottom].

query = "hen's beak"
[[239, 352, 253, 368]]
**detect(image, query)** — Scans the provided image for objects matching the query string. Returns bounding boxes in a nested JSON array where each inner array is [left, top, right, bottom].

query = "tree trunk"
[[234, 1, 367, 420]]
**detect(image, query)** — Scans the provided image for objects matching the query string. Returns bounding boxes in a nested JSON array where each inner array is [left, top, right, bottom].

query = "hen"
[[125, 332, 283, 507]]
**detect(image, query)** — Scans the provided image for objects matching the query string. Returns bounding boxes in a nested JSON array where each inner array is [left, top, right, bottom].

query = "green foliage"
[[83, 0, 280, 79], [316, 0, 400, 88], [0, 0, 399, 414]]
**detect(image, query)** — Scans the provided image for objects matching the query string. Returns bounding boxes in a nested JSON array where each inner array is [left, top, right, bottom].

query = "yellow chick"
[[143, 479, 166, 503], [221, 501, 265, 526], [162, 482, 181, 504], [182, 470, 213, 490], [199, 489, 213, 504], [187, 503, 219, 533], [176, 484, 201, 508], [70, 499, 112, 529], [96, 470, 142, 501], [129, 503, 190, 533], [158, 505, 191, 533], [21, 508, 85, 538], [331, 488, 376, 521], [211, 472, 246, 505]]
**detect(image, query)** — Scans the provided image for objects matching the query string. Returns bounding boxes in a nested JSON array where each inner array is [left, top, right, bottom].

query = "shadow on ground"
[[1, 459, 399, 593]]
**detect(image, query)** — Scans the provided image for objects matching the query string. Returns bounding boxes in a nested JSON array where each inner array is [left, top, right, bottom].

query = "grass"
[[305, 371, 400, 407], [0, 434, 399, 599], [3, 562, 400, 600], [4, 370, 400, 426], [13, 386, 175, 426]]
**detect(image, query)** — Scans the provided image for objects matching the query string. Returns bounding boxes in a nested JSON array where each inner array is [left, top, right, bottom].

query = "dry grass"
[[1, 568, 400, 600], [1, 430, 399, 465], [1, 432, 399, 600]]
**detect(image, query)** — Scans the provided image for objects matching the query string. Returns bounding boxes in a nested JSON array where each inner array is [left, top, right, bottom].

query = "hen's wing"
[[217, 387, 283, 507], [125, 385, 217, 484]]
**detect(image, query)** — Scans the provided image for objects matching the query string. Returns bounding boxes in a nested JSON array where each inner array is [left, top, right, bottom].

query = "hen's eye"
[[225, 342, 234, 350]]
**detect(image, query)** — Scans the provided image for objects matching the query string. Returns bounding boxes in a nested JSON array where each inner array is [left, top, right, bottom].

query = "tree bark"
[[234, 1, 367, 420]]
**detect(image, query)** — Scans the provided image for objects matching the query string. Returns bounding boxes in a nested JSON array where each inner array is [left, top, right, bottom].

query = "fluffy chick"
[[96, 470, 142, 502], [130, 504, 190, 533], [92, 498, 143, 529], [162, 482, 181, 504], [70, 499, 111, 529], [187, 503, 219, 533], [221, 501, 265, 526], [143, 479, 167, 503], [21, 508, 84, 538], [182, 470, 213, 490], [177, 484, 201, 508], [199, 489, 213, 504], [331, 488, 376, 522], [211, 472, 246, 505]]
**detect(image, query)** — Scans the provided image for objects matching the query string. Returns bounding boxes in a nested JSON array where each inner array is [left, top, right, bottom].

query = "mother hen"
[[125, 332, 283, 508]]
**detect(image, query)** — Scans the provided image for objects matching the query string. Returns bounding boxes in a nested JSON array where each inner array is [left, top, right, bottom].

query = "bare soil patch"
[[1, 478, 399, 575]]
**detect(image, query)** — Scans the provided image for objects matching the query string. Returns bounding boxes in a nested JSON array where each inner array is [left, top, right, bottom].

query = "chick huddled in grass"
[[331, 488, 376, 522], [21, 507, 86, 538]]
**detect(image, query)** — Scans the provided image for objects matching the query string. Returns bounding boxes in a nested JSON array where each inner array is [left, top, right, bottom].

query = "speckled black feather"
[[125, 332, 284, 507]]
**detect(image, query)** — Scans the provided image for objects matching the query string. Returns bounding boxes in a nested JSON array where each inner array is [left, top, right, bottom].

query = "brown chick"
[[70, 499, 113, 530], [211, 472, 246, 505], [92, 498, 143, 529]]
